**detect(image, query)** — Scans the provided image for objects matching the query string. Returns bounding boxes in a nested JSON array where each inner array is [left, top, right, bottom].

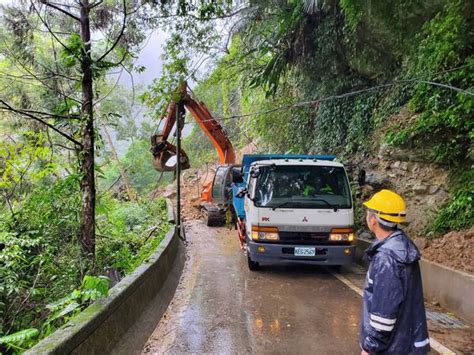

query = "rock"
[[410, 162, 422, 173], [378, 144, 429, 162], [399, 162, 409, 171], [406, 162, 416, 172], [413, 184, 428, 194], [378, 144, 411, 161], [413, 237, 429, 250], [362, 184, 374, 193], [364, 171, 391, 189], [408, 151, 429, 163], [163, 183, 177, 199], [428, 185, 440, 195], [391, 161, 401, 169]]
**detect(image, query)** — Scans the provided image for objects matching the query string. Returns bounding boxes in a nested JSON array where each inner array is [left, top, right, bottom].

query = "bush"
[[430, 168, 474, 235], [384, 1, 473, 164], [0, 176, 169, 352]]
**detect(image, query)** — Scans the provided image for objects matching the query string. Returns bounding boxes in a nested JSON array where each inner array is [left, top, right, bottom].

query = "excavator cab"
[[211, 165, 242, 204]]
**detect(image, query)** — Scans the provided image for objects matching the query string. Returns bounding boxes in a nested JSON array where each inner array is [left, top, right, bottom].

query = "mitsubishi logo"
[[302, 217, 308, 222]]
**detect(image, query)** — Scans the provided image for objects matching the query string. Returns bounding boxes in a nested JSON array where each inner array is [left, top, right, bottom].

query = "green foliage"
[[42, 275, 109, 336], [95, 196, 169, 275], [99, 139, 170, 194], [141, 1, 233, 118], [0, 131, 58, 191], [0, 173, 169, 350], [430, 168, 474, 234], [60, 33, 83, 68], [384, 1, 473, 163], [0, 1, 171, 352], [0, 328, 39, 352]]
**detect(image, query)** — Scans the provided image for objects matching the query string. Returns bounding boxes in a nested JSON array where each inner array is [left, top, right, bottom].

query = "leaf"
[[81, 275, 110, 297], [49, 302, 80, 321], [0, 328, 39, 346]]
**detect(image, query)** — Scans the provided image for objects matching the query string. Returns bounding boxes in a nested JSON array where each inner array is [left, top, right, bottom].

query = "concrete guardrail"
[[354, 238, 474, 324], [27, 199, 184, 354]]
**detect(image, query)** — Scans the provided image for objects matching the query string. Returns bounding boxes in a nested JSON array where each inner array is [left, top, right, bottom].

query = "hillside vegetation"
[[179, 0, 473, 236]]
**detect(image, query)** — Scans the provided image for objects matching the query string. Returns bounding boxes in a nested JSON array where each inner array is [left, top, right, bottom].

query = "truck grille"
[[278, 232, 329, 245]]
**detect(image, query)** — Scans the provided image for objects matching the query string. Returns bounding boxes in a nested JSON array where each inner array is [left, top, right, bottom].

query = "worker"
[[302, 173, 320, 196], [303, 173, 333, 196], [360, 189, 430, 354]]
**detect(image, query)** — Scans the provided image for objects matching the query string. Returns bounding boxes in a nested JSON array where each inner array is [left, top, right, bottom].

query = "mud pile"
[[419, 228, 474, 274], [152, 167, 216, 222]]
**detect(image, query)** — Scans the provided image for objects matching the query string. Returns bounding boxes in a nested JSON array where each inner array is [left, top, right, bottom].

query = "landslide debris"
[[417, 228, 473, 274], [151, 166, 215, 222]]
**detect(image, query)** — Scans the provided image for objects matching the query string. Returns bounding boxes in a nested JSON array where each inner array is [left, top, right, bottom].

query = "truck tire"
[[247, 255, 260, 271]]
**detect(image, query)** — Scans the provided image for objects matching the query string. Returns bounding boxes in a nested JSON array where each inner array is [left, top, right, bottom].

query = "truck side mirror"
[[250, 167, 260, 178], [236, 188, 248, 198]]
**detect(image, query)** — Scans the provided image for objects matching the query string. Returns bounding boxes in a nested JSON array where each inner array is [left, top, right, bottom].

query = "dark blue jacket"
[[360, 230, 430, 354]]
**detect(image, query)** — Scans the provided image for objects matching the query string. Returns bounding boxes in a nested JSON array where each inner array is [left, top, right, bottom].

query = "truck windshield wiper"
[[271, 201, 297, 210], [311, 198, 339, 211], [270, 198, 339, 211]]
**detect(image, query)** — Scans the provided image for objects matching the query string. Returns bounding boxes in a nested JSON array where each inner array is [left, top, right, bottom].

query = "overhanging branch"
[[0, 99, 82, 147], [96, 0, 127, 63], [39, 0, 81, 22]]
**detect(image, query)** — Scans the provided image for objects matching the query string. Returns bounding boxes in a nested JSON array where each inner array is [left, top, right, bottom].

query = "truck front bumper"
[[247, 241, 355, 266]]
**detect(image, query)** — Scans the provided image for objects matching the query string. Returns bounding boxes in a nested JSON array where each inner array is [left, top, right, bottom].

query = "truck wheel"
[[247, 255, 260, 271]]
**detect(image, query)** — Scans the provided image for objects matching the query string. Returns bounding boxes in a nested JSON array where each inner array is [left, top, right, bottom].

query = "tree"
[[0, 0, 155, 257]]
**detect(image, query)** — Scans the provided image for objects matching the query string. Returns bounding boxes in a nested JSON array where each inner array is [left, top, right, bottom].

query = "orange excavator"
[[150, 83, 238, 225]]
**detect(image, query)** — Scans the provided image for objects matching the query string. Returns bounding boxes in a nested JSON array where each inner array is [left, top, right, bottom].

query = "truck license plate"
[[294, 247, 316, 256]]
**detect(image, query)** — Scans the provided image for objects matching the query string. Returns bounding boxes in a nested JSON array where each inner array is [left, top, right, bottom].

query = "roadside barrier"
[[27, 199, 184, 354], [355, 238, 474, 324]]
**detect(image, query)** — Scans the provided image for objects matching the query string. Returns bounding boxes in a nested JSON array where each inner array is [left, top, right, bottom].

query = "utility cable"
[[176, 68, 473, 126]]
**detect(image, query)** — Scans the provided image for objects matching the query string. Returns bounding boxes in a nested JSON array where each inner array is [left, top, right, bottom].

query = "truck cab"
[[232, 155, 355, 271]]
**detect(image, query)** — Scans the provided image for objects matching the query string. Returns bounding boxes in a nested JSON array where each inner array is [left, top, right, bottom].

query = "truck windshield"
[[253, 165, 351, 209]]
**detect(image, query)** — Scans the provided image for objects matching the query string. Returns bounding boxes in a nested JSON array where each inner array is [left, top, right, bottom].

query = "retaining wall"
[[27, 200, 183, 354], [355, 238, 474, 324]]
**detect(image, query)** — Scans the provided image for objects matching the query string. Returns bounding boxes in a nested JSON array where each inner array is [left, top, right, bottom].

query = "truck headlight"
[[251, 226, 279, 241], [329, 228, 355, 242]]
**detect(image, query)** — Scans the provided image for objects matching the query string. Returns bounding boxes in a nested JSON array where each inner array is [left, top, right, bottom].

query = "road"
[[142, 220, 365, 354]]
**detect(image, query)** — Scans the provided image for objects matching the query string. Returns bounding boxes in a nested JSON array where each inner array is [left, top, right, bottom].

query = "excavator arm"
[[150, 83, 236, 201]]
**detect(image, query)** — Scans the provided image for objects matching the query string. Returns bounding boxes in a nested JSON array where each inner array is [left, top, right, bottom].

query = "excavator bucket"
[[150, 134, 190, 172]]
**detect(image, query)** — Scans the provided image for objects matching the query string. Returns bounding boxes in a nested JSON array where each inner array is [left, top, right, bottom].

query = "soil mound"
[[419, 228, 473, 274]]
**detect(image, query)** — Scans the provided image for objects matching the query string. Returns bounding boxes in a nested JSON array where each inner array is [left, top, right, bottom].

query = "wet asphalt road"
[[143, 220, 363, 354]]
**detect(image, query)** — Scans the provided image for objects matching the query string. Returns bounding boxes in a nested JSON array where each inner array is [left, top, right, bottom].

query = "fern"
[[0, 328, 39, 349]]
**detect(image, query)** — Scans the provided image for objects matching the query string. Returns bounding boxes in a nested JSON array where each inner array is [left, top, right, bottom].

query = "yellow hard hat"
[[363, 189, 406, 223]]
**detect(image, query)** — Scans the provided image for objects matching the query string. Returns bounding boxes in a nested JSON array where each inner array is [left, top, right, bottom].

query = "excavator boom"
[[150, 83, 236, 202]]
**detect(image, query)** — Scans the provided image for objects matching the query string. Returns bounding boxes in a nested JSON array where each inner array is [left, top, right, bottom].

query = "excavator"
[[150, 82, 239, 226]]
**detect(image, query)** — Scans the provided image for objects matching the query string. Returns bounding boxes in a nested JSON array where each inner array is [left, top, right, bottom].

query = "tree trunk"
[[79, 0, 95, 258]]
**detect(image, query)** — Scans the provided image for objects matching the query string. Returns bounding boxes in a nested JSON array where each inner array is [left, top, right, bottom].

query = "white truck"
[[213, 154, 356, 271]]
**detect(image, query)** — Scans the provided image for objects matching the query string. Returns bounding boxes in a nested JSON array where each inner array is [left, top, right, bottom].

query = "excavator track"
[[201, 203, 226, 226]]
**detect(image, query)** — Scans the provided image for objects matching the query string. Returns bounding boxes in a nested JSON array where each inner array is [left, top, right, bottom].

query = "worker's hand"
[[361, 350, 369, 355]]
